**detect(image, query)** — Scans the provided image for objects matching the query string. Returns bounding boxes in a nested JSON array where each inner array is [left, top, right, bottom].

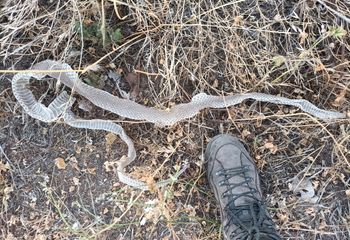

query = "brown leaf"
[[3, 186, 13, 211], [103, 208, 109, 214], [346, 189, 350, 198], [264, 142, 278, 154], [241, 129, 251, 138], [82, 167, 96, 175], [124, 72, 140, 98], [299, 32, 308, 44], [104, 161, 118, 172], [233, 16, 243, 26], [105, 132, 117, 153], [319, 219, 327, 230], [83, 19, 94, 25], [314, 62, 325, 72], [5, 233, 16, 240], [69, 156, 80, 171], [277, 212, 289, 222], [54, 157, 66, 170], [146, 176, 157, 193], [115, 68, 123, 74], [34, 234, 46, 240], [333, 89, 347, 107], [75, 146, 82, 154], [0, 162, 9, 173]]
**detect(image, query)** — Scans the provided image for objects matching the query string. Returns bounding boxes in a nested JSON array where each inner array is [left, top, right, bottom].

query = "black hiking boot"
[[205, 134, 282, 240]]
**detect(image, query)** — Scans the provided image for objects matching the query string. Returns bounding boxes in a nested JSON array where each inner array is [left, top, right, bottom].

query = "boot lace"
[[216, 166, 280, 240]]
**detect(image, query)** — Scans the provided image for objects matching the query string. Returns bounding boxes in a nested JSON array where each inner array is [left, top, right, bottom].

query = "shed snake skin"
[[12, 60, 346, 190]]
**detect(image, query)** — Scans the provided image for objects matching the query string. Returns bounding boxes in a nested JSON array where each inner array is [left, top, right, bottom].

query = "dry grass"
[[0, 0, 349, 239]]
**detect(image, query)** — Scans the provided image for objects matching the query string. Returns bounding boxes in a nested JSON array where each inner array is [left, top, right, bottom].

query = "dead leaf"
[[346, 189, 350, 198], [274, 14, 282, 21], [264, 142, 278, 154], [185, 205, 197, 217], [9, 215, 19, 226], [86, 64, 101, 72], [289, 176, 318, 203], [146, 177, 157, 193], [115, 68, 123, 74], [332, 89, 347, 107], [314, 62, 325, 72], [34, 234, 46, 240], [105, 132, 117, 153], [82, 167, 96, 175], [69, 156, 80, 171], [0, 162, 9, 173], [157, 145, 176, 155], [233, 15, 243, 26], [273, 55, 286, 67], [108, 62, 116, 69], [124, 72, 140, 98], [319, 219, 327, 230], [104, 161, 118, 172], [103, 208, 109, 214], [305, 207, 315, 216], [69, 186, 75, 192], [88, 46, 96, 54], [54, 157, 66, 170], [277, 212, 289, 222], [83, 19, 94, 25], [72, 177, 80, 186], [75, 146, 82, 154], [5, 233, 16, 240], [241, 129, 251, 138], [2, 186, 13, 211], [299, 32, 308, 44], [140, 199, 160, 226]]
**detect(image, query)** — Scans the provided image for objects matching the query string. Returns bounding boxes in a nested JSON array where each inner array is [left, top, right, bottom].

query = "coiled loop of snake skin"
[[12, 60, 346, 190]]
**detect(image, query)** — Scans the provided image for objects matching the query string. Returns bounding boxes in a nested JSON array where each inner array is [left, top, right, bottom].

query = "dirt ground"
[[1, 0, 350, 239]]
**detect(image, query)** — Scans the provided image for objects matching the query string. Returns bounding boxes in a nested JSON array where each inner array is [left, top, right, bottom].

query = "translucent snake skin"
[[12, 60, 346, 190]]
